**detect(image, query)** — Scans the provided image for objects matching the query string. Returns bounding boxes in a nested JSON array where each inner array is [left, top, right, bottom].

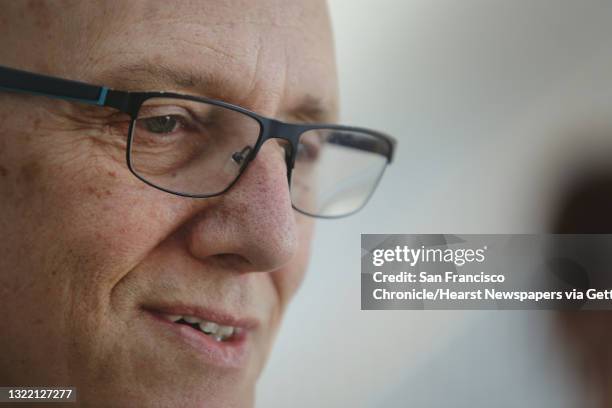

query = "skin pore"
[[0, 1, 338, 407]]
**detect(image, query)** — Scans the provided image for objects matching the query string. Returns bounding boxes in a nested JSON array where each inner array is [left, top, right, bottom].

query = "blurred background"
[[258, 1, 612, 406]]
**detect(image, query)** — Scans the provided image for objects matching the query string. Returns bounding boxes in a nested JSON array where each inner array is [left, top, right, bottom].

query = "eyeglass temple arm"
[[327, 130, 396, 162], [0, 65, 131, 112]]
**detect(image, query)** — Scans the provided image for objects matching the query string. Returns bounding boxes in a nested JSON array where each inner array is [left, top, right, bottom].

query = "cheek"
[[50, 164, 187, 294], [0, 129, 157, 380], [0, 128, 190, 309], [0, 129, 199, 378]]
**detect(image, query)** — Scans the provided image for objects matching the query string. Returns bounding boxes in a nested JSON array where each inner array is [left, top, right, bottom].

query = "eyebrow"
[[290, 94, 337, 123], [99, 62, 214, 94], [97, 61, 337, 123]]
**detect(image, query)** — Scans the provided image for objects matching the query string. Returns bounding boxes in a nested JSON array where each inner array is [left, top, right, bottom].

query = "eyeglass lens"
[[129, 97, 388, 217]]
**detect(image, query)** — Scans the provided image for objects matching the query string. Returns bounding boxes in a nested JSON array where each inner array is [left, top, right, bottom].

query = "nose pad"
[[222, 139, 294, 183], [232, 146, 253, 166], [268, 138, 294, 182], [223, 145, 253, 176]]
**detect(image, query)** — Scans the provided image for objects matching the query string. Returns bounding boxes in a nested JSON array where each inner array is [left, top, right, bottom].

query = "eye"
[[296, 142, 309, 158], [142, 115, 182, 134], [296, 138, 321, 162]]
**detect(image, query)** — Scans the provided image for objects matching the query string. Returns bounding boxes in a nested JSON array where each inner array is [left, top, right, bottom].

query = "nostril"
[[211, 253, 252, 271]]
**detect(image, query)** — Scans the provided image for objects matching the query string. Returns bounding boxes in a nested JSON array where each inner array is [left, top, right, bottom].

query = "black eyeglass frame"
[[0, 64, 397, 218]]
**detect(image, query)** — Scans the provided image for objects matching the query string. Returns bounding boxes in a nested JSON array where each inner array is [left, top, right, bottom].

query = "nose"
[[185, 140, 298, 273]]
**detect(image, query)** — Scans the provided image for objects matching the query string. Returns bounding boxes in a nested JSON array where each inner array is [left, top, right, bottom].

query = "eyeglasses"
[[0, 65, 396, 218]]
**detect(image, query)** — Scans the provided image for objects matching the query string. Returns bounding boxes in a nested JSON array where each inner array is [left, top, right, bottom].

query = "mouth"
[[142, 305, 257, 368], [163, 314, 241, 342]]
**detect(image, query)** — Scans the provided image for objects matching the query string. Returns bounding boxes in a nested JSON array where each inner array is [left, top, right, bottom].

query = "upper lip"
[[142, 303, 259, 330]]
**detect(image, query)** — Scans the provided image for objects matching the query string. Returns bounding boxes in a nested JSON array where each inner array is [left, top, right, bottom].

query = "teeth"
[[199, 321, 219, 334], [171, 315, 236, 342], [211, 325, 234, 342], [217, 325, 235, 338]]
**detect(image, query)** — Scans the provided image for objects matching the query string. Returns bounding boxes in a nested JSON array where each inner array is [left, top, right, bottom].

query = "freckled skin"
[[0, 1, 338, 407]]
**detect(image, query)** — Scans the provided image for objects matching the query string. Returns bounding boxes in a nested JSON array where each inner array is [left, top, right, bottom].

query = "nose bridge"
[[265, 119, 301, 145], [259, 119, 302, 171]]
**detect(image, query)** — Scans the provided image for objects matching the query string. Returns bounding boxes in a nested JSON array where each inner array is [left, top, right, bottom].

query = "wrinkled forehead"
[[2, 0, 338, 120]]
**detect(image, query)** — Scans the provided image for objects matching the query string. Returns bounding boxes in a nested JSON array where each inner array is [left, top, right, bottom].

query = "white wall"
[[257, 1, 612, 406]]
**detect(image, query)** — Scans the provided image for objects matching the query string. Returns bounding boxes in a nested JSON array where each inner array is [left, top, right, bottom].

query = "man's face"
[[0, 1, 337, 407]]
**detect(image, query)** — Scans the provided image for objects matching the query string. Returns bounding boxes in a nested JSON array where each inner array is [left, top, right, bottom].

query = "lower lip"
[[144, 311, 250, 369]]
